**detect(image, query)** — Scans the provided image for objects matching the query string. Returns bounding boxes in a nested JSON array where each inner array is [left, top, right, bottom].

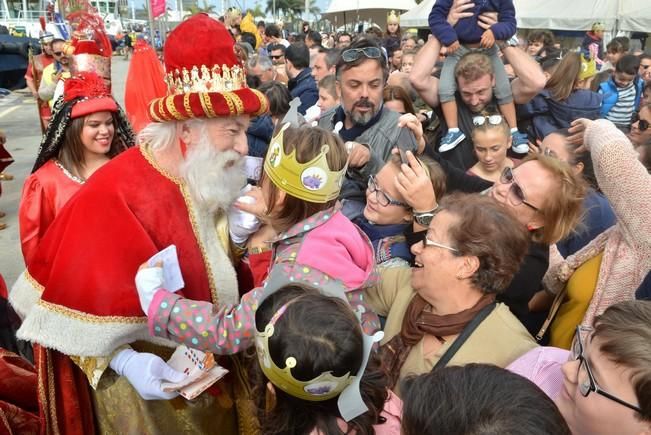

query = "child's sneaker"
[[511, 131, 530, 154], [439, 129, 466, 152]]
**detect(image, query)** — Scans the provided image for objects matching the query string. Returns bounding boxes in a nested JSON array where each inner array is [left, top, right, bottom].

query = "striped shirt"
[[605, 82, 636, 126]]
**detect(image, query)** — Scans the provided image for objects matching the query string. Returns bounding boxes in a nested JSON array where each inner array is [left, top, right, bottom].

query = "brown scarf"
[[380, 293, 496, 389]]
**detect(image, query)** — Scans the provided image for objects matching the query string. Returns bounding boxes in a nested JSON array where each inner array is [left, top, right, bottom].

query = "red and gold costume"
[[10, 14, 267, 435], [25, 47, 54, 132]]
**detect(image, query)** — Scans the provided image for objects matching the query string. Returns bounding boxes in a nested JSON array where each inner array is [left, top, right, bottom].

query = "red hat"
[[64, 72, 118, 118], [148, 13, 268, 122], [63, 11, 112, 83]]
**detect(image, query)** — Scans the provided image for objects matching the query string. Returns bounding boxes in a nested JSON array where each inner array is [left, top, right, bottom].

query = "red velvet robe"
[[13, 145, 240, 434]]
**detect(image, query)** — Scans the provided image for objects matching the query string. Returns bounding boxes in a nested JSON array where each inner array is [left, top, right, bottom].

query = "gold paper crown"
[[579, 54, 596, 81], [263, 123, 347, 204], [387, 10, 400, 25], [163, 64, 246, 95], [255, 301, 354, 401]]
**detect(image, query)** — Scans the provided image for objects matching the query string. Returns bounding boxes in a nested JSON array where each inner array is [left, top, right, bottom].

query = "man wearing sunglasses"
[[410, 23, 546, 170], [38, 38, 71, 109], [25, 31, 55, 132], [318, 37, 419, 220]]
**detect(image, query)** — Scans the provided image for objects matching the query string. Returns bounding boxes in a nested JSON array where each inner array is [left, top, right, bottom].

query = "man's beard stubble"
[[346, 98, 379, 126], [180, 135, 246, 214]]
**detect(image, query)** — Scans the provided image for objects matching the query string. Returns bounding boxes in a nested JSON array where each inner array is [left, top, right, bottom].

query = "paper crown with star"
[[263, 122, 347, 204]]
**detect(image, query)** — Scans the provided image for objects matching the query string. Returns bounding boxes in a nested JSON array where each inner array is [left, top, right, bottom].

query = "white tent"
[[323, 0, 416, 29], [399, 0, 651, 32]]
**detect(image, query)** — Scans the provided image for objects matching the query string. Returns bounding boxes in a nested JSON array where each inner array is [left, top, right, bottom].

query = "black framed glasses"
[[572, 326, 643, 413], [53, 51, 63, 56], [270, 54, 284, 60], [342, 47, 383, 63], [631, 112, 650, 131], [367, 175, 409, 208], [499, 167, 540, 212]]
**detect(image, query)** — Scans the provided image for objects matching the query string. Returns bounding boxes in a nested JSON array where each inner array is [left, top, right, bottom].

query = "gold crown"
[[263, 123, 347, 204], [255, 301, 354, 401], [387, 10, 400, 25], [163, 64, 246, 95]]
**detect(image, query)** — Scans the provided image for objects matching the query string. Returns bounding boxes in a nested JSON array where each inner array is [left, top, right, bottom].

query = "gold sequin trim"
[[158, 98, 167, 121], [221, 92, 236, 116], [139, 144, 183, 185], [199, 92, 217, 118], [38, 299, 146, 324], [36, 346, 51, 434], [226, 92, 244, 115], [46, 349, 61, 435], [149, 100, 163, 122], [252, 89, 269, 116], [179, 185, 220, 305], [166, 96, 185, 121], [183, 93, 194, 118], [25, 270, 45, 294]]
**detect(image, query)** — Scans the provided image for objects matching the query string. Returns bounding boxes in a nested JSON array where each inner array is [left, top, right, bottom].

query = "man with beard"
[[318, 37, 418, 219], [10, 14, 268, 434]]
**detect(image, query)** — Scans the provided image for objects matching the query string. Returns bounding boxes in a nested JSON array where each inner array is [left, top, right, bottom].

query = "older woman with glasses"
[[536, 119, 651, 350], [365, 193, 537, 392], [508, 300, 651, 435]]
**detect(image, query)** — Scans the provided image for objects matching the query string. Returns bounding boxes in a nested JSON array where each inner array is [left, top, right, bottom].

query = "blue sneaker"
[[511, 131, 530, 154], [439, 130, 466, 152]]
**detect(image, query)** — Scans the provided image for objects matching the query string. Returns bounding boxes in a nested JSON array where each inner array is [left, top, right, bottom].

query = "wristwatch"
[[413, 206, 438, 227], [497, 35, 519, 51]]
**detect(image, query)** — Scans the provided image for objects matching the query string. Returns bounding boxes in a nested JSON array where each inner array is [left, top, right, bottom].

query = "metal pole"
[[147, 0, 155, 43]]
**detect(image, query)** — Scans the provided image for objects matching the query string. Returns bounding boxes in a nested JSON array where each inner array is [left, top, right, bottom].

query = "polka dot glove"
[[135, 266, 165, 315]]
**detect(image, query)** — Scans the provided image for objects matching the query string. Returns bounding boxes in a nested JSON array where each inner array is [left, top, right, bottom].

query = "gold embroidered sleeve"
[[69, 345, 131, 389]]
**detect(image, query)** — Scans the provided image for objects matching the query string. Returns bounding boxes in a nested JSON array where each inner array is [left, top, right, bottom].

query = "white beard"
[[180, 136, 246, 214]]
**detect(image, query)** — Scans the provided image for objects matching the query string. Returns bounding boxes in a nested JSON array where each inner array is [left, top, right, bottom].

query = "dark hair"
[[593, 300, 651, 422], [335, 36, 387, 81], [268, 43, 286, 54], [607, 36, 630, 54], [528, 30, 555, 49], [337, 32, 352, 43], [401, 364, 571, 435], [441, 193, 530, 294], [257, 81, 291, 118], [59, 112, 127, 179], [285, 43, 310, 70], [265, 23, 281, 39], [318, 47, 341, 69], [590, 70, 612, 92], [383, 85, 415, 115], [262, 126, 348, 231], [637, 144, 651, 173], [307, 30, 322, 46], [240, 31, 257, 49], [257, 20, 265, 28], [253, 285, 388, 435], [616, 54, 640, 75]]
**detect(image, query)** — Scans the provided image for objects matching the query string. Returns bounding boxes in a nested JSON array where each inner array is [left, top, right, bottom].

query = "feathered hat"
[[148, 13, 268, 122], [62, 11, 113, 83]]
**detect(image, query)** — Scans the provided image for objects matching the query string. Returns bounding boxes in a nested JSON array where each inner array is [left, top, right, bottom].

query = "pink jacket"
[[148, 208, 380, 354], [544, 120, 651, 327]]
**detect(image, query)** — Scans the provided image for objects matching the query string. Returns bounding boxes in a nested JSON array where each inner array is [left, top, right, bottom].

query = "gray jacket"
[[318, 106, 416, 202]]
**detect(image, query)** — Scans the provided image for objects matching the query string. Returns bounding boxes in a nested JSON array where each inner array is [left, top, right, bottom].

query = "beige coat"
[[365, 268, 537, 393]]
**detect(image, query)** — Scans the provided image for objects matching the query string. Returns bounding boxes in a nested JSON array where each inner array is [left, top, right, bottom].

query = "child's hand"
[[447, 40, 460, 54], [480, 29, 495, 48], [135, 261, 164, 315]]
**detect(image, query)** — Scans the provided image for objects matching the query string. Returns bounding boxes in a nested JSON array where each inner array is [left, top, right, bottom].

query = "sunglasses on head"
[[472, 114, 503, 126], [341, 47, 383, 63], [632, 112, 650, 131]]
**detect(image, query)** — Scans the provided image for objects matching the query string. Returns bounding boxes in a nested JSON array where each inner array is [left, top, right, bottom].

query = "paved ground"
[[0, 56, 130, 286]]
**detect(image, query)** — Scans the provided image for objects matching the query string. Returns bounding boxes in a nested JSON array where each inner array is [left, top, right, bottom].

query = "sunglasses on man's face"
[[632, 113, 650, 131], [53, 51, 63, 56], [270, 54, 284, 60]]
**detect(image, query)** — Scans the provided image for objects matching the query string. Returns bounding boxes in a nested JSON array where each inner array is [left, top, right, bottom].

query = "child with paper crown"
[[428, 0, 529, 154], [135, 123, 381, 357], [252, 284, 401, 432]]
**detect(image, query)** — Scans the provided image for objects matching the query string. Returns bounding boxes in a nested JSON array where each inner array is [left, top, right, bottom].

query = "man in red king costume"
[[10, 14, 268, 434]]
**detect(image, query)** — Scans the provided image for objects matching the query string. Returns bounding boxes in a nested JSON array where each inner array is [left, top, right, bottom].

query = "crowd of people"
[[0, 0, 650, 433]]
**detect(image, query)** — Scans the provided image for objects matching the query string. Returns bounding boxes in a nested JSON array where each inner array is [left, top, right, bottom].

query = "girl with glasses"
[[508, 300, 651, 435], [467, 113, 517, 183]]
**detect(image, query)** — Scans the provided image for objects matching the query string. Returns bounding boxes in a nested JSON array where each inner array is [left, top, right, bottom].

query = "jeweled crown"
[[255, 302, 354, 401], [163, 64, 246, 95], [263, 123, 347, 204]]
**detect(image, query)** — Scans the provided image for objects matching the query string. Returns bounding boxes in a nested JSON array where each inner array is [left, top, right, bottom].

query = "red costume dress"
[[18, 160, 84, 267], [12, 146, 242, 434], [25, 53, 54, 131]]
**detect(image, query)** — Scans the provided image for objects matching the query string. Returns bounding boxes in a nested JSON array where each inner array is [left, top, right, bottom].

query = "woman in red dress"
[[18, 72, 135, 266]]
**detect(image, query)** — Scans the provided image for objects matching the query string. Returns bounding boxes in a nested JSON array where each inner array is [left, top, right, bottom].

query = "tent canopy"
[[399, 0, 651, 32], [323, 0, 415, 28]]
